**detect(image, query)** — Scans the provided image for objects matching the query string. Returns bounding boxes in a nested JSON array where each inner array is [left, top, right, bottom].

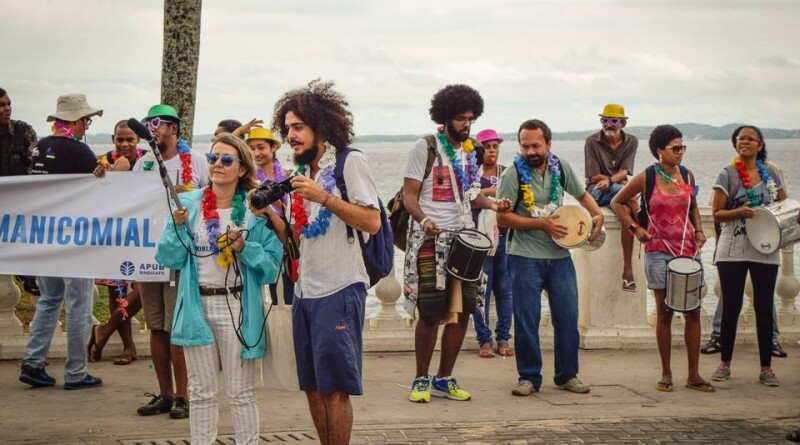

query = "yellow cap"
[[246, 128, 282, 149], [599, 104, 627, 119]]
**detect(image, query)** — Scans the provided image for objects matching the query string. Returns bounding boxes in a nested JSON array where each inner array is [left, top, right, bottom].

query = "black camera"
[[250, 176, 294, 210]]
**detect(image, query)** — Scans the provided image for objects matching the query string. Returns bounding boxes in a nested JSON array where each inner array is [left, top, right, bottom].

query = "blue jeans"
[[21, 276, 94, 383], [472, 235, 513, 345], [709, 290, 779, 341], [588, 182, 623, 207], [509, 255, 580, 389]]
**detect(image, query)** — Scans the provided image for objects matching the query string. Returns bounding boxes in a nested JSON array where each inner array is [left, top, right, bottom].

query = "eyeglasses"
[[736, 136, 760, 143], [206, 153, 241, 166], [600, 117, 621, 125], [453, 115, 476, 124], [144, 117, 173, 131], [664, 144, 687, 154], [83, 118, 93, 126]]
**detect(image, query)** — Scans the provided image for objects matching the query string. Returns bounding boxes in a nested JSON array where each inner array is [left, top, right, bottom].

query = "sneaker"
[[169, 396, 190, 419], [409, 375, 431, 403], [771, 341, 788, 358], [711, 364, 731, 381], [63, 374, 102, 390], [759, 369, 779, 386], [511, 379, 537, 396], [431, 376, 471, 401], [558, 377, 590, 394], [700, 337, 721, 354], [14, 275, 40, 296], [137, 393, 174, 416], [19, 363, 55, 387]]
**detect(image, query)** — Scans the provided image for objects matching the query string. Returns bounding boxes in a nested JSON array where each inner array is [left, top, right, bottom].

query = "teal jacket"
[[155, 188, 282, 359]]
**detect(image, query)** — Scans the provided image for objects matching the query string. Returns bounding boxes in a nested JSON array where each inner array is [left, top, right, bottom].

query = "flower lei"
[[436, 127, 479, 194], [101, 147, 145, 167], [51, 121, 79, 140], [732, 157, 777, 206], [513, 153, 562, 217], [291, 149, 336, 238], [177, 139, 194, 190], [653, 163, 698, 196], [112, 280, 129, 320], [202, 187, 247, 268]]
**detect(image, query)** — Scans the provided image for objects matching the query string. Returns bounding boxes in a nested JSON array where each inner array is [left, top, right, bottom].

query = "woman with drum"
[[708, 125, 785, 387], [611, 124, 714, 393]]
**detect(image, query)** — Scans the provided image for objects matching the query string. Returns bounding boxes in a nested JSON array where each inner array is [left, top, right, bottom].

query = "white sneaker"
[[558, 377, 590, 394]]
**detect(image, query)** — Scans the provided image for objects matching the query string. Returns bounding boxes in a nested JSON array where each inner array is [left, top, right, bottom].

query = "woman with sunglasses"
[[709, 125, 785, 387], [611, 125, 713, 393], [154, 133, 282, 445]]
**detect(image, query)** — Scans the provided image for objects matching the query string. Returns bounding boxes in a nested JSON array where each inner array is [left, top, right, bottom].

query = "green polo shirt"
[[498, 155, 586, 259]]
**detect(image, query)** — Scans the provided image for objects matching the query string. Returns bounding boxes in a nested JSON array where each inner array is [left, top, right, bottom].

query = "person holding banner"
[[155, 133, 282, 445], [132, 104, 208, 419], [19, 93, 104, 390], [611, 124, 713, 393]]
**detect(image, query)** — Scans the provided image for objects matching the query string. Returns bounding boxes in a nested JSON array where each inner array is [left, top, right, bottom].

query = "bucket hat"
[[599, 104, 627, 119], [476, 129, 503, 144], [247, 128, 282, 149], [46, 94, 103, 122], [143, 104, 184, 127]]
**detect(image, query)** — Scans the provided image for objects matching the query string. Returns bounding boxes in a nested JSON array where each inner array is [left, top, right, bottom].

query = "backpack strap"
[[642, 164, 693, 217], [333, 147, 361, 245], [422, 135, 444, 185]]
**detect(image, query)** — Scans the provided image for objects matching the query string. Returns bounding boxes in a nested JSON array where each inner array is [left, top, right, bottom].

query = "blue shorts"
[[292, 283, 366, 395], [588, 182, 623, 207], [645, 251, 704, 290]]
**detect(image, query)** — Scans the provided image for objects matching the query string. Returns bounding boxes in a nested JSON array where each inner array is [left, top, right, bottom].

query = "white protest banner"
[[0, 172, 171, 281]]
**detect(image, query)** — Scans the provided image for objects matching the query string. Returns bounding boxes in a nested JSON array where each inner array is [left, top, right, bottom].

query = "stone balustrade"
[[1, 207, 798, 359]]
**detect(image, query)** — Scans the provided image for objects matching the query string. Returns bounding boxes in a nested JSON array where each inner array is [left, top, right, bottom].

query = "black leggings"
[[717, 261, 779, 367]]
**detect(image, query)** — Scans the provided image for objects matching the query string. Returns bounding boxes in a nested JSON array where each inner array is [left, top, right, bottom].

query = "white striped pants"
[[184, 295, 259, 445]]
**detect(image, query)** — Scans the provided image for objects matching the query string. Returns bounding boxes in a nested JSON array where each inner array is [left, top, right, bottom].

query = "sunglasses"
[[664, 144, 687, 154], [600, 117, 621, 125], [143, 117, 174, 131], [206, 153, 241, 166]]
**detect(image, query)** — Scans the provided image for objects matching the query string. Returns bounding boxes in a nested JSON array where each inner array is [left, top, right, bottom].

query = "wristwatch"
[[628, 222, 639, 234]]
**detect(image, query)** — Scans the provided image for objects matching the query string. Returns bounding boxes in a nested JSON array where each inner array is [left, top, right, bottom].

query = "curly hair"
[[211, 133, 259, 191], [731, 125, 767, 161], [429, 84, 484, 125], [271, 79, 353, 150], [648, 124, 683, 159]]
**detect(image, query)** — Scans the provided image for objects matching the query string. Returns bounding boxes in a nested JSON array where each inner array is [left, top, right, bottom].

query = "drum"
[[745, 198, 800, 254], [446, 229, 493, 282], [551, 205, 606, 250], [665, 256, 703, 312]]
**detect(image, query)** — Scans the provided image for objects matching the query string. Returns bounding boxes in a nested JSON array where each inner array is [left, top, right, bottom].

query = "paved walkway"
[[1, 345, 798, 444]]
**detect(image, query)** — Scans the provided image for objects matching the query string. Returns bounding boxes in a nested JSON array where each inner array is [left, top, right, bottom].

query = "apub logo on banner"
[[0, 173, 170, 281]]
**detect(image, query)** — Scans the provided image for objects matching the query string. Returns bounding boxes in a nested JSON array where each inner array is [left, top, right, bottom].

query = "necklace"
[[141, 139, 193, 187], [202, 187, 246, 268], [101, 147, 145, 167], [436, 128, 479, 193], [513, 153, 562, 217], [51, 121, 79, 140], [653, 163, 696, 195], [291, 150, 336, 238], [732, 157, 776, 206]]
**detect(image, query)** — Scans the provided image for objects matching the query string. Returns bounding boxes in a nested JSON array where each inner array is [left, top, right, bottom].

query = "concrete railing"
[[2, 207, 799, 359]]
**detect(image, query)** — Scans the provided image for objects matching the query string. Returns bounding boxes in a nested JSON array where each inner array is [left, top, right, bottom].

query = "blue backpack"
[[334, 147, 394, 288]]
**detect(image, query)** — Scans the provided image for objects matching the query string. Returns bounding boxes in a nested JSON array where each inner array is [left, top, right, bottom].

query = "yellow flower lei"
[[520, 184, 535, 213], [462, 139, 475, 153]]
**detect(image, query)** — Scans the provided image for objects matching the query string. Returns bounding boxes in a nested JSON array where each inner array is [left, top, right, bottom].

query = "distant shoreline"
[[80, 122, 800, 144]]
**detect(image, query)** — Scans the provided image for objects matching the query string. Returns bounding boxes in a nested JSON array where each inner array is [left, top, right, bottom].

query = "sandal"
[[787, 429, 800, 442], [496, 342, 515, 357], [113, 353, 138, 366], [87, 325, 107, 362], [656, 381, 674, 392], [685, 381, 716, 393], [622, 279, 636, 292], [478, 342, 495, 358]]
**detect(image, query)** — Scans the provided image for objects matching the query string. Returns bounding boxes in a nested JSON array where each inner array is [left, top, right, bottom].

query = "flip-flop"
[[113, 353, 137, 366], [497, 343, 515, 357], [685, 382, 716, 393], [478, 343, 495, 358], [622, 279, 636, 292], [656, 381, 674, 392]]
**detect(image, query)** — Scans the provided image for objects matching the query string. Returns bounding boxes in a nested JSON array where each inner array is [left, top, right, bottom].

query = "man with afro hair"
[[403, 84, 510, 403]]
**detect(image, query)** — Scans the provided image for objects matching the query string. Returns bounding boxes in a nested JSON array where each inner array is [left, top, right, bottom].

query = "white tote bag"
[[262, 278, 300, 391]]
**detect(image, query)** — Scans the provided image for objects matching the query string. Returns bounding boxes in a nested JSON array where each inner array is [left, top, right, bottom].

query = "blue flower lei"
[[436, 130, 478, 193], [295, 165, 336, 239], [513, 152, 563, 216]]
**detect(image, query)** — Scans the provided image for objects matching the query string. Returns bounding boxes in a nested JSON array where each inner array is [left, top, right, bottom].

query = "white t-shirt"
[[194, 207, 243, 288], [293, 150, 379, 298], [403, 137, 469, 230], [132, 148, 210, 190]]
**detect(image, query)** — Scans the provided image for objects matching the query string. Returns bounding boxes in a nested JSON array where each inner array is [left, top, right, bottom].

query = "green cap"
[[143, 104, 184, 127]]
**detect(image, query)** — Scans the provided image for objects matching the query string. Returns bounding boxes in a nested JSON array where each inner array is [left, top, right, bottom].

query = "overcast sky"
[[3, 0, 799, 138]]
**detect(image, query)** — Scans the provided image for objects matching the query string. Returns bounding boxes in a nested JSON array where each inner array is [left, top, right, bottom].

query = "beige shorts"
[[139, 272, 179, 332]]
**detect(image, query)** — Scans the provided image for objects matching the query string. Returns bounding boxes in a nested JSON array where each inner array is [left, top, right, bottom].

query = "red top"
[[645, 185, 697, 256]]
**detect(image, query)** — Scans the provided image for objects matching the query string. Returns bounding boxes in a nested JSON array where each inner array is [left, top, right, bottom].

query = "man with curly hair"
[[403, 84, 510, 403], [265, 79, 380, 445]]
